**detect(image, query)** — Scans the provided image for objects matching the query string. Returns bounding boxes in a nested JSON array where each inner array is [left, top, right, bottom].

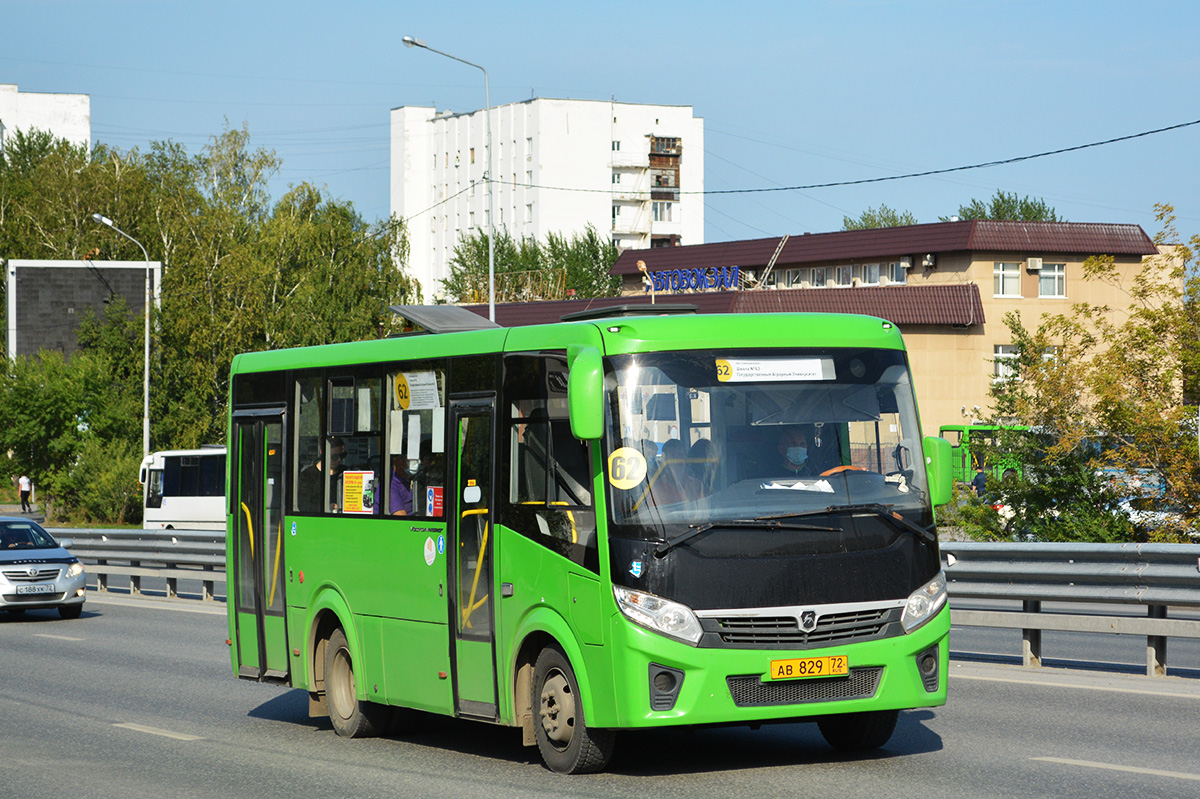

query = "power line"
[[486, 117, 1200, 197]]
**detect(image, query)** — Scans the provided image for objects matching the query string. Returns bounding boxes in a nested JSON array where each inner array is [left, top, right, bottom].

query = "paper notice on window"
[[395, 371, 440, 410], [715, 357, 834, 382], [761, 479, 835, 493]]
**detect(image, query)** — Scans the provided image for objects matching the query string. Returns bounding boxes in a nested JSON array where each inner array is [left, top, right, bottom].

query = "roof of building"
[[461, 283, 984, 329], [611, 220, 1157, 275]]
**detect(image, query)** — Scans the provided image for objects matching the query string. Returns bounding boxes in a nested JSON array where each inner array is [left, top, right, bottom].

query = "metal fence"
[[53, 530, 1200, 676], [55, 528, 226, 601], [942, 542, 1200, 676]]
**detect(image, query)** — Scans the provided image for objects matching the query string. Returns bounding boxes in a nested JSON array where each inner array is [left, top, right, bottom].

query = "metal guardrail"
[[942, 542, 1200, 677], [52, 531, 1200, 676], [53, 528, 226, 601]]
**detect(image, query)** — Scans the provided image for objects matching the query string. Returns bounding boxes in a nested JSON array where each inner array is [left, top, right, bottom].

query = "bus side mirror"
[[924, 435, 953, 507], [567, 345, 604, 440]]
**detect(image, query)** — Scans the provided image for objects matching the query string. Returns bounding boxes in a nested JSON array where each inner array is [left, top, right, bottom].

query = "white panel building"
[[0, 84, 91, 152], [391, 98, 703, 301]]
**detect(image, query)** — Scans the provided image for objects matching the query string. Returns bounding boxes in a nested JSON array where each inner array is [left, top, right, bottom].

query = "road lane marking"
[[1033, 757, 1200, 782], [33, 633, 84, 641], [951, 673, 1200, 700], [114, 722, 204, 741]]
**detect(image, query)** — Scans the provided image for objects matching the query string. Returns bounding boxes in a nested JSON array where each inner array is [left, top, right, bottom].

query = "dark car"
[[0, 518, 86, 619]]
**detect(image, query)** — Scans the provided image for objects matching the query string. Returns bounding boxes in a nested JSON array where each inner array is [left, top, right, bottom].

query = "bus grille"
[[727, 667, 883, 707], [707, 608, 894, 648]]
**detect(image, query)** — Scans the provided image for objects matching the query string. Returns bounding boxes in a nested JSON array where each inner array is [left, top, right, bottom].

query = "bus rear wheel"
[[817, 709, 899, 751], [532, 646, 615, 774], [324, 628, 389, 738]]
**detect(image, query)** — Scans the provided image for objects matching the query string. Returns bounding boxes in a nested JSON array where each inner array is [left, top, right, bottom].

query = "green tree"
[[442, 225, 619, 303], [0, 126, 418, 519], [944, 190, 1062, 222], [841, 204, 918, 231], [985, 204, 1198, 541]]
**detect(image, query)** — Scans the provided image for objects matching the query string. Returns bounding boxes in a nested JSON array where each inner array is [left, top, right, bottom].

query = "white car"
[[1117, 496, 1195, 538], [0, 518, 86, 619]]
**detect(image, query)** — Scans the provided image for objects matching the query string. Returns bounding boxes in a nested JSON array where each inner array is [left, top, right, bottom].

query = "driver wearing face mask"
[[777, 426, 816, 476]]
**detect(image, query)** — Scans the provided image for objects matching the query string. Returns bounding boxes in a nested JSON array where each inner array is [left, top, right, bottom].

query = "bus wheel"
[[324, 628, 389, 738], [817, 709, 899, 751], [532, 646, 615, 774]]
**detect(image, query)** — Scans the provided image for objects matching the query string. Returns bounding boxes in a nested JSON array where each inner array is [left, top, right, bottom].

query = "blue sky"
[[4, 0, 1199, 242]]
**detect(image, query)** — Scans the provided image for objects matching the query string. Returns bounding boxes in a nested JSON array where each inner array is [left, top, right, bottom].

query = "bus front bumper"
[[602, 604, 949, 729]]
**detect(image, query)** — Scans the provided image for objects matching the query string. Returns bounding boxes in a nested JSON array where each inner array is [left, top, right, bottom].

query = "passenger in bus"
[[688, 438, 717, 497], [651, 438, 691, 505], [389, 455, 413, 516]]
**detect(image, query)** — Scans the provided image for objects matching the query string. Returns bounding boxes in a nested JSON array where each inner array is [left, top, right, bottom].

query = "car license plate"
[[15, 584, 54, 595], [768, 655, 848, 680]]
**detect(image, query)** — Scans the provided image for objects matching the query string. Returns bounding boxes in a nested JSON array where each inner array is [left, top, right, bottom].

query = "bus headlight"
[[901, 572, 947, 632], [613, 586, 703, 645]]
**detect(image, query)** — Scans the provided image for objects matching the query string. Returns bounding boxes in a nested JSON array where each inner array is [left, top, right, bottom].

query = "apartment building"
[[0, 83, 90, 152], [391, 98, 704, 300]]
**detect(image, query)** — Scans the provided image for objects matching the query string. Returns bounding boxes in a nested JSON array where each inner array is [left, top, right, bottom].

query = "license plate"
[[15, 584, 54, 595], [768, 655, 848, 680]]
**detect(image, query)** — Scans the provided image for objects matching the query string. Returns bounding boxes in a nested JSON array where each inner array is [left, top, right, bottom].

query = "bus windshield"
[[604, 348, 928, 538]]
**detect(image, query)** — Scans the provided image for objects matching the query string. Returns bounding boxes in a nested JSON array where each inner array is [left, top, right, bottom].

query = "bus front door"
[[231, 412, 290, 682], [449, 399, 498, 718]]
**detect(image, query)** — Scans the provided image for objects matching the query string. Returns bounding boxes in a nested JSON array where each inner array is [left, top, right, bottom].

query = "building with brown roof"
[[467, 220, 1163, 433]]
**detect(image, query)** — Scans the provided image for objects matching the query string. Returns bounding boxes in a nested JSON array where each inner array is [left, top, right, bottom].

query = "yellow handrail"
[[240, 502, 255, 559], [268, 520, 282, 608], [461, 508, 490, 629]]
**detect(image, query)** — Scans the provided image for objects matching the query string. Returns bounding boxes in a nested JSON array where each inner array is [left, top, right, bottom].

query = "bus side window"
[[294, 376, 324, 514], [504, 354, 598, 573]]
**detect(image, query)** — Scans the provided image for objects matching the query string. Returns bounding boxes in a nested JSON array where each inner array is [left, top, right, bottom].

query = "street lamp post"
[[91, 213, 152, 457], [402, 35, 495, 321]]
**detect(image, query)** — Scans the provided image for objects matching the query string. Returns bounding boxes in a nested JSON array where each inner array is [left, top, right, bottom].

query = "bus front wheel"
[[532, 646, 615, 774], [324, 628, 389, 738], [817, 709, 899, 751]]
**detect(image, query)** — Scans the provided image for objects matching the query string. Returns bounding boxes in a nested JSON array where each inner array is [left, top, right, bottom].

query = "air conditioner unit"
[[1027, 257, 1043, 271], [921, 253, 936, 269], [899, 256, 912, 269]]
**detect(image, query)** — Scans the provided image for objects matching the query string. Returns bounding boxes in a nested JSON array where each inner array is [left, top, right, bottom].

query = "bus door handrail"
[[460, 507, 490, 628]]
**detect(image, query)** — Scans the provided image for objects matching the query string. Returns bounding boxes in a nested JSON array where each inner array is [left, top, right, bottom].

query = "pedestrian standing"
[[18, 474, 32, 513]]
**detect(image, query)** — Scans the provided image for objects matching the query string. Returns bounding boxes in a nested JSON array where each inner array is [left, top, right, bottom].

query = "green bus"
[[937, 424, 1027, 485], [226, 307, 953, 774]]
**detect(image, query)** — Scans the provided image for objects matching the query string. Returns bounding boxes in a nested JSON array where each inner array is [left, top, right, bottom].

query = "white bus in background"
[[139, 447, 226, 530]]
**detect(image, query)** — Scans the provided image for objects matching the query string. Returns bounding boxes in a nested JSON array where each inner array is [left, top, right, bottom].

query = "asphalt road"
[[3, 596, 1200, 799]]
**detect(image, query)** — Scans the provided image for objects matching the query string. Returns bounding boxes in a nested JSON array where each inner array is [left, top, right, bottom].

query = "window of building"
[[994, 262, 1021, 297], [612, 173, 621, 184], [835, 266, 853, 287], [526, 170, 532, 186], [469, 211, 475, 229], [994, 344, 1019, 381], [612, 140, 621, 151], [1039, 263, 1066, 298], [785, 269, 803, 288], [612, 205, 619, 223], [861, 263, 881, 285], [888, 262, 908, 285], [470, 148, 475, 164], [653, 201, 673, 222], [526, 204, 532, 224], [811, 267, 828, 288]]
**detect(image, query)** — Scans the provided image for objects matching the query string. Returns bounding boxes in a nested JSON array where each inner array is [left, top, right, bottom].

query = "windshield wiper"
[[654, 518, 842, 558], [750, 504, 936, 543]]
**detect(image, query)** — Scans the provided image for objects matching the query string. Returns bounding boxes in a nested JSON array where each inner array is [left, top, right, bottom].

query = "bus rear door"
[[230, 411, 290, 682]]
